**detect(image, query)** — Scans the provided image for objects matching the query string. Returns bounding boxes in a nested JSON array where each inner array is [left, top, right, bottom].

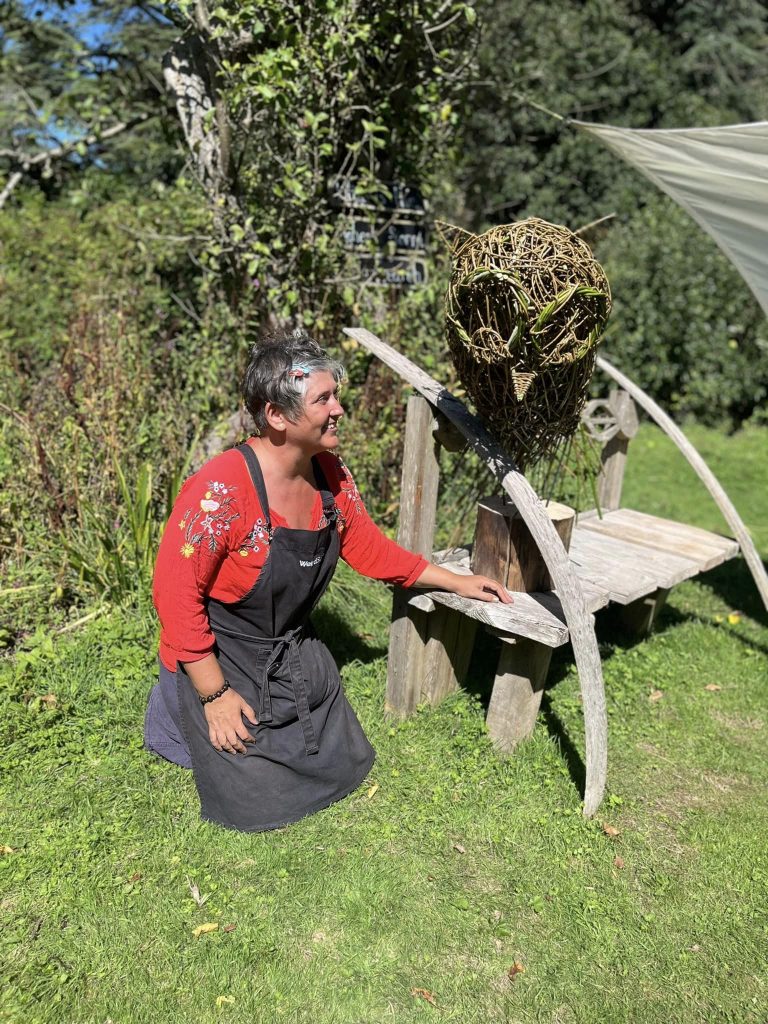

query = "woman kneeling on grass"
[[144, 329, 512, 832]]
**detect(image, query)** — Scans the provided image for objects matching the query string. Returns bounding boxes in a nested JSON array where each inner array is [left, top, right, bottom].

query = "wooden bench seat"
[[418, 511, 738, 651]]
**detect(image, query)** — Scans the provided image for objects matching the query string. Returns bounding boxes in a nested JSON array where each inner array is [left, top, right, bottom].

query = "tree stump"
[[472, 496, 575, 591]]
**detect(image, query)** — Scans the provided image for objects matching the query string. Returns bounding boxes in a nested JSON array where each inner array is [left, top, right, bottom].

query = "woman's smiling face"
[[290, 370, 345, 450]]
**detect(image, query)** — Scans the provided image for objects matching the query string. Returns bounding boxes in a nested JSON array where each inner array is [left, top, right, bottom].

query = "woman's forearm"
[[413, 563, 513, 604], [181, 653, 227, 698]]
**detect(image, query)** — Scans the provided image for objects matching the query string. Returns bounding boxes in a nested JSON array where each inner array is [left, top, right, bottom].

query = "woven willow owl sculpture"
[[439, 217, 611, 470]]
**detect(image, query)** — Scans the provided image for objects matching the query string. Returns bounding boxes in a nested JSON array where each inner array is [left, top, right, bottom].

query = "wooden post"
[[422, 604, 477, 705], [596, 389, 639, 511], [486, 638, 553, 752], [386, 395, 440, 717], [475, 499, 574, 750], [617, 586, 670, 637]]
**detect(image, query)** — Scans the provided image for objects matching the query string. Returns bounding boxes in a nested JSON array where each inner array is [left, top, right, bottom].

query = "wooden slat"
[[386, 395, 441, 717], [435, 545, 609, 615], [580, 508, 738, 571], [569, 530, 659, 604], [408, 560, 570, 648], [553, 578, 610, 614], [571, 519, 714, 594]]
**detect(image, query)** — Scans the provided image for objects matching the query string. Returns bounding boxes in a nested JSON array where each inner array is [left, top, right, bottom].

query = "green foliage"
[[0, 185, 247, 632], [167, 0, 478, 329], [598, 196, 768, 423]]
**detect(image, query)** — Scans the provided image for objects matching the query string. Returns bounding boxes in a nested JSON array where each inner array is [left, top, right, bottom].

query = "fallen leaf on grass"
[[507, 962, 525, 979], [0, 845, 15, 855], [215, 995, 235, 1008], [452, 843, 466, 854], [727, 612, 741, 625], [366, 784, 379, 800], [704, 684, 722, 692], [129, 872, 142, 883], [187, 878, 210, 906], [602, 824, 620, 838], [192, 922, 219, 938], [649, 689, 664, 703], [222, 924, 236, 933], [410, 988, 437, 1006], [40, 693, 57, 707], [613, 856, 625, 869]]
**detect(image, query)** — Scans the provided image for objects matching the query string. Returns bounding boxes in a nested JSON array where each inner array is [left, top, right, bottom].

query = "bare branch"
[[0, 114, 154, 209]]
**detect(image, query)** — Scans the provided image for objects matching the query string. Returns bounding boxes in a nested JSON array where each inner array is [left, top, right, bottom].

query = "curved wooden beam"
[[344, 327, 608, 817], [597, 356, 768, 615]]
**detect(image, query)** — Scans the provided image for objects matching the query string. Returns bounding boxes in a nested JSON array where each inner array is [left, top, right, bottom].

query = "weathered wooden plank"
[[570, 522, 708, 596], [386, 395, 441, 717], [602, 508, 737, 556], [594, 389, 639, 512], [568, 530, 661, 603], [344, 326, 608, 816], [486, 638, 553, 752], [581, 508, 738, 571], [554, 579, 610, 614], [597, 355, 768, 613], [409, 560, 570, 647]]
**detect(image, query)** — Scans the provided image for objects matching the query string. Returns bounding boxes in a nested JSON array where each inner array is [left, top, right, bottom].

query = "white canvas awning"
[[575, 120, 768, 317]]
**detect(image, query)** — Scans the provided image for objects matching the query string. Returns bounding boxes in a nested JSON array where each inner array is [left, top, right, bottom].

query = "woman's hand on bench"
[[414, 563, 513, 604]]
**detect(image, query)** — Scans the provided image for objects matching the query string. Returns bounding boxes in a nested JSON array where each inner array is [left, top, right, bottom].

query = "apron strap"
[[237, 443, 272, 534], [311, 457, 339, 523], [257, 629, 320, 756]]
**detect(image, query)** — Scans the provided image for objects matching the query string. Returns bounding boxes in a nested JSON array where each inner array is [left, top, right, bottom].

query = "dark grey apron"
[[175, 444, 375, 832]]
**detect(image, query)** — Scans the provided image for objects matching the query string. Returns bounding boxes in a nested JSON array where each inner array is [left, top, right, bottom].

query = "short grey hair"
[[242, 328, 345, 432]]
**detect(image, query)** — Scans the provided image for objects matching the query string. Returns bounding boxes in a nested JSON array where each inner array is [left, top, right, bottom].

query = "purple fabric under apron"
[[144, 660, 192, 769]]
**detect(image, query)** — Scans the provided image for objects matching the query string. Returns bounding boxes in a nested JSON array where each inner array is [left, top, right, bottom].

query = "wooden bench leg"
[[486, 637, 553, 752], [423, 605, 477, 705], [618, 586, 670, 638], [386, 587, 430, 717]]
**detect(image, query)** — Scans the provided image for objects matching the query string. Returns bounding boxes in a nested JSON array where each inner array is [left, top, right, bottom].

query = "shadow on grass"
[[312, 606, 387, 669], [463, 631, 588, 798], [698, 558, 768, 627]]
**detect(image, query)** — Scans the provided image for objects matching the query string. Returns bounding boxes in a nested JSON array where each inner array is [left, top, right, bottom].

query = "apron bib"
[[174, 444, 375, 832]]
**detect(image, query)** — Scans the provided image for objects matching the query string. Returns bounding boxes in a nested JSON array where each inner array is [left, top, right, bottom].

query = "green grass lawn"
[[2, 423, 767, 1024]]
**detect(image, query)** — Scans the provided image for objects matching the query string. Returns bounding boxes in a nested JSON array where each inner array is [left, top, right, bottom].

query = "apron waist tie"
[[213, 624, 319, 756]]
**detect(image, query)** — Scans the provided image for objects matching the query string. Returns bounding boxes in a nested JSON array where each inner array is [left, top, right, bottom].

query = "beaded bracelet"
[[199, 681, 231, 705]]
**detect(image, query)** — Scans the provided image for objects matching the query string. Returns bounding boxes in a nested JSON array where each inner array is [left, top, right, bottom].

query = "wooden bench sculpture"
[[343, 328, 768, 818]]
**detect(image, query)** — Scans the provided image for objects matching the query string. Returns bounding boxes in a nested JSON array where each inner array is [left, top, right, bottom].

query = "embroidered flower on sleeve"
[[335, 457, 364, 518], [238, 516, 271, 557], [178, 481, 240, 557]]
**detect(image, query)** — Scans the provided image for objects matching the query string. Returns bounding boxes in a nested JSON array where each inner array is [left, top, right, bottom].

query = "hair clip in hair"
[[287, 363, 312, 379]]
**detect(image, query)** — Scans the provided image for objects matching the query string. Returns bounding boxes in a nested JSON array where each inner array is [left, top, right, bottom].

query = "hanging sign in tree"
[[333, 179, 429, 287]]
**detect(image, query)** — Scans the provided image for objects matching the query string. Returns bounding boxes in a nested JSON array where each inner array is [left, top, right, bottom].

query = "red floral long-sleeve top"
[[153, 447, 428, 671]]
